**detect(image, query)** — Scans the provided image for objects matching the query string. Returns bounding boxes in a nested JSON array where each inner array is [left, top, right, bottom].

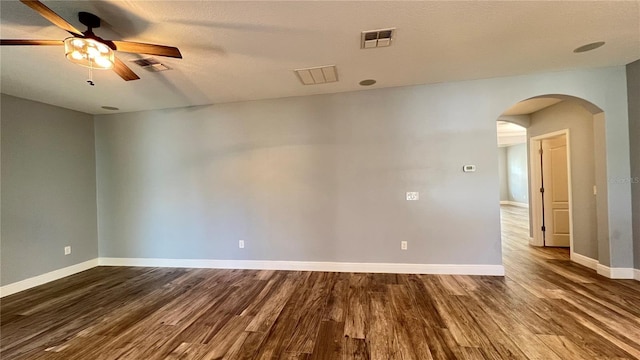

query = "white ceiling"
[[1, 1, 639, 115], [497, 121, 527, 136], [496, 120, 527, 147]]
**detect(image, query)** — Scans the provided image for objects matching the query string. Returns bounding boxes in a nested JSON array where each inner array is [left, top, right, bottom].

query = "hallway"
[[500, 204, 571, 272]]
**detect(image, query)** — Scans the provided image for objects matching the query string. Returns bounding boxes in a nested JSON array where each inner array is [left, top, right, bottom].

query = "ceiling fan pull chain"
[[87, 60, 95, 86]]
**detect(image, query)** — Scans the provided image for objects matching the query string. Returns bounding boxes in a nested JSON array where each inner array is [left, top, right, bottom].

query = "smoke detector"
[[361, 28, 395, 49], [294, 65, 338, 85], [131, 57, 171, 72]]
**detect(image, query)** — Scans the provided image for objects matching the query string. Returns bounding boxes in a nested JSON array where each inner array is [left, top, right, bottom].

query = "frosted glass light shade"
[[64, 37, 114, 70]]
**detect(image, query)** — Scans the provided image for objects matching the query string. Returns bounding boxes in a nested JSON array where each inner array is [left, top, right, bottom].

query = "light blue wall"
[[95, 87, 503, 265], [0, 66, 635, 286], [95, 67, 634, 268], [498, 144, 528, 204], [1, 95, 98, 286], [627, 59, 640, 270], [498, 147, 509, 201], [506, 144, 529, 204]]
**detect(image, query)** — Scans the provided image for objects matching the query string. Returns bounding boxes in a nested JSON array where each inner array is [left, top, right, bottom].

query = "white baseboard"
[[0, 259, 99, 298], [571, 252, 598, 270], [99, 258, 505, 276], [529, 237, 543, 247], [500, 201, 529, 208], [596, 264, 609, 277], [596, 264, 635, 279], [3, 256, 635, 297], [573, 255, 638, 281], [0, 257, 505, 298]]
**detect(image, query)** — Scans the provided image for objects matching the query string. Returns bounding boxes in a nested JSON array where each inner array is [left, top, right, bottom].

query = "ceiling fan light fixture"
[[64, 37, 114, 70]]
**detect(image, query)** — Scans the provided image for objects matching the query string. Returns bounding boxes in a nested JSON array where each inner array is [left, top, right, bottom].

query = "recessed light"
[[573, 41, 605, 53], [359, 79, 376, 86], [101, 106, 119, 111]]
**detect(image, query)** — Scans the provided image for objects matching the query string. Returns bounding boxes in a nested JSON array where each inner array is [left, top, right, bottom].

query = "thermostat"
[[463, 165, 476, 172]]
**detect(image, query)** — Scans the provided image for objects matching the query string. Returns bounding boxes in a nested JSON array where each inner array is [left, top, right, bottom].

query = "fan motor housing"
[[79, 12, 101, 29]]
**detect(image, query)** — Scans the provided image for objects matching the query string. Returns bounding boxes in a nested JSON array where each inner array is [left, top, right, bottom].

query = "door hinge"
[[540, 187, 544, 193], [542, 226, 546, 232], [539, 149, 543, 154]]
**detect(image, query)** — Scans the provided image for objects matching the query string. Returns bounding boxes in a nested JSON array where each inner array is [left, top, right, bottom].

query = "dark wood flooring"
[[1, 206, 640, 359]]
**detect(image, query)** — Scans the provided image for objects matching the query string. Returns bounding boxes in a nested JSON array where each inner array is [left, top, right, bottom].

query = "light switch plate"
[[406, 192, 419, 201]]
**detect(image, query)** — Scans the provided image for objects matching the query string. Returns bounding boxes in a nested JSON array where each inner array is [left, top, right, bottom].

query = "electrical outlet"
[[239, 240, 245, 249], [401, 241, 408, 250], [406, 192, 419, 201], [64, 246, 71, 255]]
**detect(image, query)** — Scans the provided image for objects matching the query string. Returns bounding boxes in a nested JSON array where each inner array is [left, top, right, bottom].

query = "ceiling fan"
[[0, 0, 182, 81]]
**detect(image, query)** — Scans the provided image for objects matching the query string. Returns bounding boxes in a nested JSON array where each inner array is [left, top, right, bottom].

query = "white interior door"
[[541, 135, 570, 247]]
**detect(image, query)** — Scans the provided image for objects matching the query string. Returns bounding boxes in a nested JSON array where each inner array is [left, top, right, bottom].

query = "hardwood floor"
[[2, 205, 640, 359]]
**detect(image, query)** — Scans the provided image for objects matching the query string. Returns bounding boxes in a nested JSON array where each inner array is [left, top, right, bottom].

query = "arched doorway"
[[496, 95, 609, 272]]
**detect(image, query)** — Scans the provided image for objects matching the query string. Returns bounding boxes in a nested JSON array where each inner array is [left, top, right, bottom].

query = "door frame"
[[529, 129, 574, 255]]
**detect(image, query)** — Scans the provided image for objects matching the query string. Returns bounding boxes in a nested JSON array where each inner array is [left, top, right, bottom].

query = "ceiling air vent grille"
[[131, 57, 171, 72], [361, 28, 395, 49], [294, 65, 338, 85]]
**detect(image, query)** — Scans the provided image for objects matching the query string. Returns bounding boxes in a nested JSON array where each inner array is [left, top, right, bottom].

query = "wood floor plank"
[[200, 316, 254, 359], [253, 273, 327, 359], [388, 285, 435, 359], [284, 273, 334, 354], [2, 205, 640, 359], [163, 342, 210, 360], [536, 335, 595, 360], [308, 321, 344, 360], [322, 273, 349, 323], [343, 338, 370, 360], [244, 278, 297, 334], [368, 291, 397, 359], [221, 331, 264, 360], [418, 276, 483, 348], [343, 274, 370, 340]]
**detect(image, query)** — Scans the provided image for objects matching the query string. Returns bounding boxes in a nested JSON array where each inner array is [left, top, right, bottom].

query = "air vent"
[[131, 57, 171, 72], [361, 28, 395, 49], [294, 65, 338, 85]]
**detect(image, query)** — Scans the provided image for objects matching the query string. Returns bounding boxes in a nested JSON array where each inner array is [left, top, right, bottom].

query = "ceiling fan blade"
[[20, 0, 82, 35], [110, 41, 182, 58], [1, 39, 63, 46], [113, 57, 140, 81]]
